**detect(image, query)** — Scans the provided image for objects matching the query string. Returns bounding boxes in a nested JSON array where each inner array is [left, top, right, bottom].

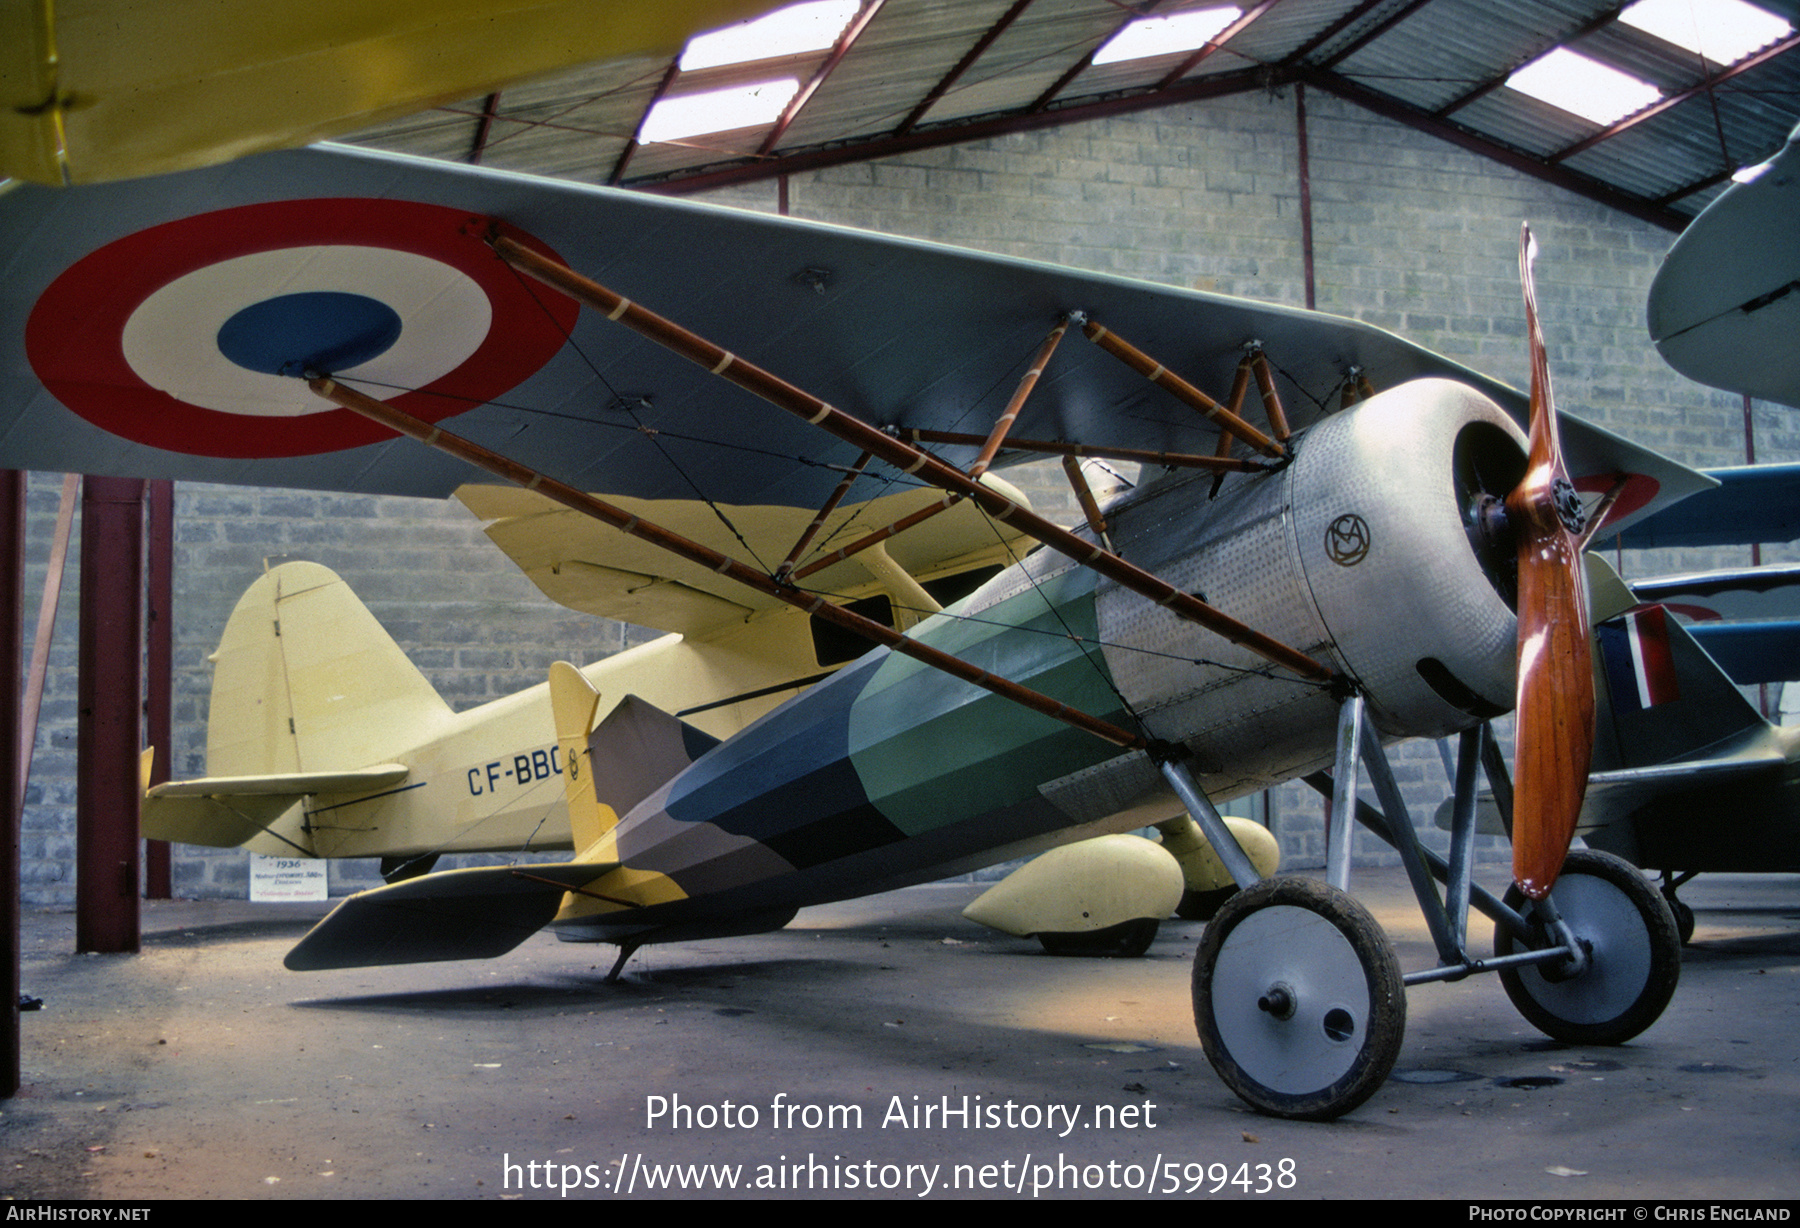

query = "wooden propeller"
[[1507, 226, 1595, 899]]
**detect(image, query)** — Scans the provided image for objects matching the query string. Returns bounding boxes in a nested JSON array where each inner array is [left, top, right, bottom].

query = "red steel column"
[[76, 477, 143, 954], [144, 480, 173, 900], [1, 472, 24, 1097]]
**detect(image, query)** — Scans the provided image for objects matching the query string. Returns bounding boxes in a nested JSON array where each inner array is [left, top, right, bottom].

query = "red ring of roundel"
[[26, 198, 578, 458]]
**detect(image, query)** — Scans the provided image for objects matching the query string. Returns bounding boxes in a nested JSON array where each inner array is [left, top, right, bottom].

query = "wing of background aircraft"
[[453, 475, 1030, 636], [1, 0, 769, 185], [0, 143, 1708, 532], [1648, 120, 1800, 411], [1629, 563, 1800, 686], [1609, 462, 1800, 686], [1614, 462, 1800, 549]]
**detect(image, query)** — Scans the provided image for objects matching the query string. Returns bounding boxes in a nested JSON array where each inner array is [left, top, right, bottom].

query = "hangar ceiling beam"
[[610, 60, 682, 185], [644, 65, 1268, 193], [759, 0, 887, 155], [895, 0, 1037, 136], [1311, 0, 1435, 71], [1430, 3, 1629, 119], [468, 92, 504, 165], [1283, 0, 1388, 65], [1153, 0, 1289, 91], [1295, 66, 1688, 232], [1549, 33, 1800, 164], [1029, 0, 1175, 113]]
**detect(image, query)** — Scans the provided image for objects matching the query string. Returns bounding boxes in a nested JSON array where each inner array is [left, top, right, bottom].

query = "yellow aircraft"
[[142, 476, 1033, 881]]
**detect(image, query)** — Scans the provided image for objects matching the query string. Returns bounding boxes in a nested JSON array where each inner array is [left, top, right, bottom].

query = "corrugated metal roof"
[[348, 0, 1800, 227]]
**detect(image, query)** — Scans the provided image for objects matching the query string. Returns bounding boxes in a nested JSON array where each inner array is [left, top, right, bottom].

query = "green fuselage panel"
[[845, 568, 1127, 836]]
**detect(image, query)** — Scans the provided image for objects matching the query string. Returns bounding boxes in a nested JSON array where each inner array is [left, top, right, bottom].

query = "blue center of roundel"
[[217, 292, 403, 377]]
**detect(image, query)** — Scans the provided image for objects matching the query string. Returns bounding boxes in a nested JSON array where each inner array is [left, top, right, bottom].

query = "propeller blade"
[[1506, 226, 1596, 900]]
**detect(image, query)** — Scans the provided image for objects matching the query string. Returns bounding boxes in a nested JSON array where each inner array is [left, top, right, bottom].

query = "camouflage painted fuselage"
[[555, 380, 1529, 943]]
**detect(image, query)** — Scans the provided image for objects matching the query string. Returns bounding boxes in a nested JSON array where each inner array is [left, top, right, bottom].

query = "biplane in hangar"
[[0, 143, 1712, 1119]]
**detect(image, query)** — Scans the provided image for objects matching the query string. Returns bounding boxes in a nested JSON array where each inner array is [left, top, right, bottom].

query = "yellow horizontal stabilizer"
[[2, 0, 771, 184], [141, 793, 306, 850], [141, 764, 410, 848], [147, 764, 410, 799], [284, 861, 618, 970]]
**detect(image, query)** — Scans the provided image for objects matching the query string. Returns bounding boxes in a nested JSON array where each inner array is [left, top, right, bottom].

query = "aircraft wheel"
[[1192, 877, 1406, 1121], [1664, 894, 1696, 945], [1494, 850, 1681, 1045], [1038, 917, 1159, 957], [1176, 884, 1236, 921]]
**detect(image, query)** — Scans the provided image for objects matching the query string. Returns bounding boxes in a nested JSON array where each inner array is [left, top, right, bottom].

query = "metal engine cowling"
[[1091, 378, 1526, 801]]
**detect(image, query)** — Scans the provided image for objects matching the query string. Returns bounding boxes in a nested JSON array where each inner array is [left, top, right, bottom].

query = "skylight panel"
[[1507, 48, 1663, 126], [1620, 0, 1791, 66], [1092, 7, 1242, 66], [679, 0, 859, 71], [639, 80, 801, 143]]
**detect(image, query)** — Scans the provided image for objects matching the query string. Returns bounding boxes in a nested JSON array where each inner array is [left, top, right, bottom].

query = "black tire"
[[1666, 895, 1696, 946], [1038, 917, 1159, 958], [1193, 876, 1406, 1121], [1494, 850, 1681, 1045], [1176, 884, 1236, 922]]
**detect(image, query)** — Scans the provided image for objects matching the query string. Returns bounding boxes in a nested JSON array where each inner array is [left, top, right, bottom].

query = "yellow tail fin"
[[206, 562, 452, 775], [549, 661, 609, 850]]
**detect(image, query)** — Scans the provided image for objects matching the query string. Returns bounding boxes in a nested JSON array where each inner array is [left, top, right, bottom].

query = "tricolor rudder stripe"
[[1598, 605, 1682, 714]]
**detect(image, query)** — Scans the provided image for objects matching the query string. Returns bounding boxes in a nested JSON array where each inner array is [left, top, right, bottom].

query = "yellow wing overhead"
[[1, 0, 770, 184], [455, 478, 1034, 638]]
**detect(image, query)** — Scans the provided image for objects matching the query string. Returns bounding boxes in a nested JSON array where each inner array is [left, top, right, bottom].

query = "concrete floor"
[[4, 866, 1797, 1201]]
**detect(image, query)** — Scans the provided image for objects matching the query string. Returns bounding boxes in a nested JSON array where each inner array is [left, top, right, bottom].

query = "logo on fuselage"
[[1324, 513, 1371, 566]]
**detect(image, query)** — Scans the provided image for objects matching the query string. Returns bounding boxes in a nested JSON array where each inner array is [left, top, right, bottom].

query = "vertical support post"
[[20, 475, 78, 813], [1444, 725, 1484, 951], [1214, 358, 1251, 461], [76, 477, 143, 954], [1327, 693, 1363, 891], [1248, 351, 1292, 442], [1296, 82, 1316, 311], [144, 480, 173, 900], [0, 472, 24, 1098], [776, 453, 870, 586], [1061, 456, 1112, 550], [1358, 718, 1462, 965], [1480, 733, 1515, 840], [968, 319, 1068, 478], [1745, 392, 1765, 716], [1159, 756, 1262, 890]]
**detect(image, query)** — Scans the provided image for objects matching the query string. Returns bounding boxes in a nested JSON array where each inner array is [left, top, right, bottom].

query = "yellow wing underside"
[[455, 478, 1034, 638], [1, 0, 770, 184]]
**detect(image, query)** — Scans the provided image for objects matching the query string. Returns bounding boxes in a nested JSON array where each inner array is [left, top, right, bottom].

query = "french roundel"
[[25, 199, 580, 458]]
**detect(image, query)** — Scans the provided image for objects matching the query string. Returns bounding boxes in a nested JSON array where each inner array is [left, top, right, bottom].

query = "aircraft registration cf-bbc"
[[0, 144, 1713, 1119]]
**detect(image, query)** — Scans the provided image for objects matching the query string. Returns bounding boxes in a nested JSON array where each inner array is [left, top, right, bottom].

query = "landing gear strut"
[[1182, 714, 1682, 1121]]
